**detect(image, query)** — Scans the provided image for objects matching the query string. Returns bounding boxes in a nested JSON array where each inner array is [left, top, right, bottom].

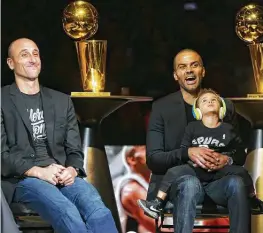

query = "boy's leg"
[[13, 177, 89, 233], [137, 164, 196, 219], [60, 177, 118, 233], [159, 164, 196, 193]]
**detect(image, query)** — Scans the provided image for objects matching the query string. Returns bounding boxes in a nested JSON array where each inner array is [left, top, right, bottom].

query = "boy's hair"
[[196, 88, 222, 108]]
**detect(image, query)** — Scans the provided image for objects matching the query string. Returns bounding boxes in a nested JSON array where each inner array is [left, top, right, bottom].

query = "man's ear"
[[173, 71, 178, 81], [202, 67, 205, 78], [7, 58, 14, 70]]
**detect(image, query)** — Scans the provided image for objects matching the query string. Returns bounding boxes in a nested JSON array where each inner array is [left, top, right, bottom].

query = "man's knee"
[[89, 205, 112, 219], [170, 175, 202, 198], [225, 175, 246, 196], [58, 202, 80, 216]]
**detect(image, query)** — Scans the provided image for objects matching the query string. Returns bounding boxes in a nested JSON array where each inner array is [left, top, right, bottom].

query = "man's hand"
[[57, 166, 78, 186], [188, 147, 219, 170], [208, 152, 229, 171], [25, 164, 66, 185]]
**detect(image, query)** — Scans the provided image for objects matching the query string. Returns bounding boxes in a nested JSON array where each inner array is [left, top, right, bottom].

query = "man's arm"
[[63, 97, 86, 176], [146, 103, 189, 174], [222, 130, 247, 166], [1, 110, 34, 177], [224, 98, 251, 149], [121, 181, 155, 232], [1, 110, 65, 184], [224, 99, 237, 128]]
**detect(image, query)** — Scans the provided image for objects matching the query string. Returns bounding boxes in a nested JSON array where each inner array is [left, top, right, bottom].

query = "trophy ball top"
[[236, 4, 263, 44], [62, 1, 98, 40]]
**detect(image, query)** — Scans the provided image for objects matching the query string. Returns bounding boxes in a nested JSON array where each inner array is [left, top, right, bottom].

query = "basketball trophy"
[[61, 1, 121, 232], [62, 1, 109, 96], [236, 4, 263, 97]]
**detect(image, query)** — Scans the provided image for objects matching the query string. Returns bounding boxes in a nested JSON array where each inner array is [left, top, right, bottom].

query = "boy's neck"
[[202, 114, 221, 128]]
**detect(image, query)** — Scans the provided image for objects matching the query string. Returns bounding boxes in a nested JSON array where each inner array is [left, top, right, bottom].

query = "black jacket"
[[146, 91, 239, 200], [1, 83, 86, 201]]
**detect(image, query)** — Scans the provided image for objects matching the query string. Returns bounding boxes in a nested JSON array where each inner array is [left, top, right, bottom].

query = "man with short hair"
[[1, 38, 118, 233], [146, 49, 251, 233]]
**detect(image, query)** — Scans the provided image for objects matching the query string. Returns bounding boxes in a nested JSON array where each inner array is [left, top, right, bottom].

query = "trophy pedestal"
[[71, 95, 152, 232], [71, 92, 111, 97], [229, 98, 263, 233]]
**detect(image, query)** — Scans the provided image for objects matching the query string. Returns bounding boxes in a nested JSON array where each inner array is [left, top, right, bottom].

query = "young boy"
[[138, 89, 263, 219]]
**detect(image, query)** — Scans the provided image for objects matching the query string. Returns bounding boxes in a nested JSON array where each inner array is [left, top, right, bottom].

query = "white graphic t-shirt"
[[29, 107, 47, 140]]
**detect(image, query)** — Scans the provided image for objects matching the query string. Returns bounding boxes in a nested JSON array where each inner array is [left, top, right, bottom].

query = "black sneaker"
[[137, 199, 163, 219], [250, 196, 263, 214]]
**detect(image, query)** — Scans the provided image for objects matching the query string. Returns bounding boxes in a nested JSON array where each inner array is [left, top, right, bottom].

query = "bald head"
[[8, 38, 38, 58], [7, 38, 41, 81], [173, 49, 203, 70]]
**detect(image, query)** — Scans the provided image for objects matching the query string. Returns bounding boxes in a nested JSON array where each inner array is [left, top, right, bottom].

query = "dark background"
[[2, 0, 263, 98]]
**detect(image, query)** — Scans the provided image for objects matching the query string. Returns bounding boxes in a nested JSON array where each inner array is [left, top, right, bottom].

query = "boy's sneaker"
[[250, 196, 263, 214], [137, 199, 163, 219]]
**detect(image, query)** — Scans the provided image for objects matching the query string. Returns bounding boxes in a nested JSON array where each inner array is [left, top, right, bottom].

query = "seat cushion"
[[163, 201, 229, 215]]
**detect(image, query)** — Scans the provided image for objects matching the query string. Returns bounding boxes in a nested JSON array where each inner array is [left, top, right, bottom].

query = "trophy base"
[[71, 92, 111, 97], [247, 94, 263, 98]]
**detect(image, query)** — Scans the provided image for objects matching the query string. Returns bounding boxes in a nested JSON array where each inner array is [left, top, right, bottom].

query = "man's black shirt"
[[22, 92, 56, 167]]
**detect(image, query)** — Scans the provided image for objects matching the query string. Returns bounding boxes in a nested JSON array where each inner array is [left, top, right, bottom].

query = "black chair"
[[155, 200, 263, 233], [156, 201, 230, 233], [10, 202, 54, 232]]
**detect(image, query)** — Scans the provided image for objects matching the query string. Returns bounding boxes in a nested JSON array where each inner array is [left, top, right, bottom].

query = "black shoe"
[[137, 199, 163, 219], [250, 196, 263, 214]]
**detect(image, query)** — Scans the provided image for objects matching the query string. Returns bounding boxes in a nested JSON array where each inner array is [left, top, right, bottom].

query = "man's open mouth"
[[185, 76, 197, 85]]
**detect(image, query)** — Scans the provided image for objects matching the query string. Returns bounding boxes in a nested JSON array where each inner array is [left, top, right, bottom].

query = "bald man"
[[1, 38, 118, 233], [145, 49, 251, 233]]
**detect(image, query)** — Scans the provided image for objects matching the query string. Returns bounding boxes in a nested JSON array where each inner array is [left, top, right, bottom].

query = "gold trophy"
[[236, 4, 263, 97], [62, 0, 110, 96]]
